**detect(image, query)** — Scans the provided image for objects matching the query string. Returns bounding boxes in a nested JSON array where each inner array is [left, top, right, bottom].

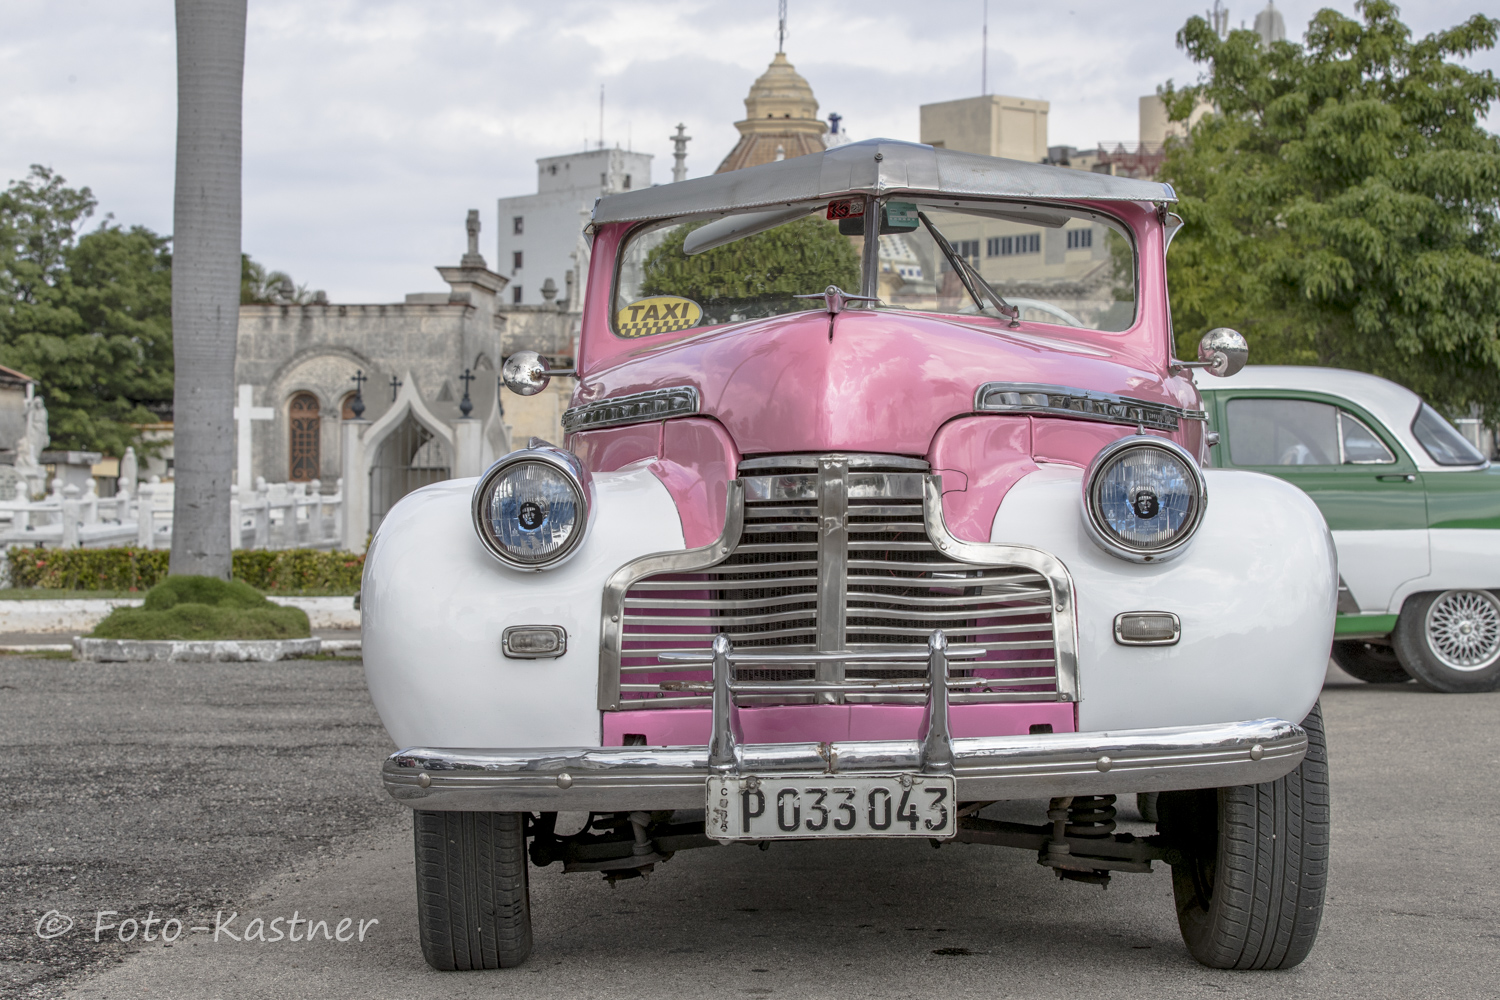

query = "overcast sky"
[[3, 0, 1495, 301]]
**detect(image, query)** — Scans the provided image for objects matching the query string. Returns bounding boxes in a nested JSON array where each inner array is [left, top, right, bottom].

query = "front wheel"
[[1158, 703, 1329, 970], [1329, 640, 1410, 684], [1392, 590, 1500, 693], [413, 810, 533, 970]]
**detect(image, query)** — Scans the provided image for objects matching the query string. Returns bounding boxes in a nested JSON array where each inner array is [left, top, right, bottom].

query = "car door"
[[1205, 389, 1429, 616]]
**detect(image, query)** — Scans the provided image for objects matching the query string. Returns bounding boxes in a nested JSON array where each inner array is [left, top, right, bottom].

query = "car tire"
[[1329, 640, 1410, 684], [1158, 702, 1329, 970], [1392, 590, 1500, 693], [413, 810, 533, 970], [1136, 791, 1159, 825]]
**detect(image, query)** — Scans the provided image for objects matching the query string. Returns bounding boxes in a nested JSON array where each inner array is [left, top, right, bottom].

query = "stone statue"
[[119, 445, 139, 496], [23, 394, 48, 459], [13, 395, 47, 495]]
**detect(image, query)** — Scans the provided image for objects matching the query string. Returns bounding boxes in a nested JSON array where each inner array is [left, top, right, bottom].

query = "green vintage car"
[[1204, 366, 1499, 692]]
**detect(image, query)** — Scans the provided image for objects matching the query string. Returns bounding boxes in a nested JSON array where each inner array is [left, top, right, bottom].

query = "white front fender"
[[362, 461, 685, 749], [992, 465, 1335, 732]]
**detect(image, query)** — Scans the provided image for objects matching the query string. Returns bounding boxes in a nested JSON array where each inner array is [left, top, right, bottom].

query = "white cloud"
[[2, 0, 1494, 301]]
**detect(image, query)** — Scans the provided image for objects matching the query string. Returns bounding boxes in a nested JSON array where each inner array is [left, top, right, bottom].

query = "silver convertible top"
[[591, 138, 1176, 226]]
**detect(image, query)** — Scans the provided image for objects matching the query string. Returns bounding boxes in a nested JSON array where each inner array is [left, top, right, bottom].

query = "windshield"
[[612, 198, 1137, 338], [614, 214, 861, 335]]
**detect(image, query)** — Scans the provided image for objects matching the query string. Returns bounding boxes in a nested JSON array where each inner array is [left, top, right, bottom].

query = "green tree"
[[0, 166, 174, 455], [640, 217, 860, 323], [1159, 1, 1500, 413], [241, 254, 310, 305]]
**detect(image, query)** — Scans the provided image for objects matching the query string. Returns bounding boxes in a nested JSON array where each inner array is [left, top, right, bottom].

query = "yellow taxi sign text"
[[616, 296, 702, 338]]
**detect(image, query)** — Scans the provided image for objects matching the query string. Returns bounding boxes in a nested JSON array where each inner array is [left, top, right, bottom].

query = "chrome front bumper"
[[383, 633, 1308, 812]]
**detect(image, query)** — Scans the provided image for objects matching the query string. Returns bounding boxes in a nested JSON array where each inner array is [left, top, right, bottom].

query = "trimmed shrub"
[[90, 575, 312, 640], [7, 547, 364, 593]]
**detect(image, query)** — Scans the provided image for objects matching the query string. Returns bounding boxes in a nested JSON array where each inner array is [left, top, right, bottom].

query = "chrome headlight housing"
[[1082, 435, 1206, 563], [472, 444, 593, 570]]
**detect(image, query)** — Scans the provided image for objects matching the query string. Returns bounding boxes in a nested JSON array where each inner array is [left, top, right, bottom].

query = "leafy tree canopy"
[[0, 166, 173, 455], [0, 166, 304, 455], [1160, 1, 1500, 414], [640, 217, 860, 323], [242, 254, 312, 305]]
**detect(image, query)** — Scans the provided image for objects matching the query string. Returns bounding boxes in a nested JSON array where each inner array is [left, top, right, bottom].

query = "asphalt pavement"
[[3, 656, 1498, 1000]]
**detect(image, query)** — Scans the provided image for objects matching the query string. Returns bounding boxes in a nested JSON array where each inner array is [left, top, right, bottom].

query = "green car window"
[[1227, 398, 1339, 466], [1412, 403, 1485, 466]]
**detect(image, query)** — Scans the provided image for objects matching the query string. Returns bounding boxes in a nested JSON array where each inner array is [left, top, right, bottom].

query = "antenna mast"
[[777, 0, 787, 53], [982, 0, 988, 95]]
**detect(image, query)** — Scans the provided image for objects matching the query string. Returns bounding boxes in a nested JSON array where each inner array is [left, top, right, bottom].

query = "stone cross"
[[461, 209, 486, 269], [233, 384, 274, 488]]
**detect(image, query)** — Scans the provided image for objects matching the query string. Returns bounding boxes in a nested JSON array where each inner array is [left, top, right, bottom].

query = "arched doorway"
[[369, 413, 451, 532], [288, 393, 320, 482]]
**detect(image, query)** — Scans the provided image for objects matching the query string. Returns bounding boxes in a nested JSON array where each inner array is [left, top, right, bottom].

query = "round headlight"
[[472, 447, 592, 570], [1082, 436, 1206, 563]]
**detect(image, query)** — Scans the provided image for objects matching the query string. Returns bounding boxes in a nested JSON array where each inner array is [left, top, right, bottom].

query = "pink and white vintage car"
[[364, 139, 1334, 971]]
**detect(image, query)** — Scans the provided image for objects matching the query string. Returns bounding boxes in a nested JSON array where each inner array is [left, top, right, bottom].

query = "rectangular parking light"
[[1113, 612, 1181, 646], [502, 625, 568, 659]]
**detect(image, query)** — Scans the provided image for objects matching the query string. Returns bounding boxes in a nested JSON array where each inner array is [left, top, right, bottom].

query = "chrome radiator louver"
[[598, 454, 1078, 711]]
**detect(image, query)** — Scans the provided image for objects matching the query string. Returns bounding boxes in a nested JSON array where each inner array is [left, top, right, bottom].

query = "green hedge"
[[7, 547, 364, 593]]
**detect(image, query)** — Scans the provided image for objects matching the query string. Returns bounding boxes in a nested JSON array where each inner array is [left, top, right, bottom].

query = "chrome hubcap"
[[1425, 591, 1500, 671]]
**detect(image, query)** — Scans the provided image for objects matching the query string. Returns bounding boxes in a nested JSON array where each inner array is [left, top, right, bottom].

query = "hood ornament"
[[794, 285, 879, 316]]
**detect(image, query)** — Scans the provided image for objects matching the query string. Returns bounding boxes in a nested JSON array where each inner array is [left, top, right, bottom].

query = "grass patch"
[[90, 576, 311, 641], [0, 648, 73, 659]]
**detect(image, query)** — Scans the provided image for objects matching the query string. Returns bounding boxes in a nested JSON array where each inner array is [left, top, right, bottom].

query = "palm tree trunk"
[[170, 0, 246, 578]]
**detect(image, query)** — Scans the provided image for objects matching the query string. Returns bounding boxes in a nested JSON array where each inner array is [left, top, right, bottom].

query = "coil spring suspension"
[[1065, 795, 1117, 838], [1042, 794, 1119, 887]]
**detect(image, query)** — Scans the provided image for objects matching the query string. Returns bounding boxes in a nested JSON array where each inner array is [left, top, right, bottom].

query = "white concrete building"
[[495, 148, 652, 306]]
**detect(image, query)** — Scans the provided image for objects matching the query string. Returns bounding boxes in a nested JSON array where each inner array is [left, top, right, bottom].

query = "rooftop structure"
[[714, 52, 828, 173]]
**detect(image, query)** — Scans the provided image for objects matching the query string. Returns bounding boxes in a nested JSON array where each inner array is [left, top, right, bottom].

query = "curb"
[[72, 637, 324, 662]]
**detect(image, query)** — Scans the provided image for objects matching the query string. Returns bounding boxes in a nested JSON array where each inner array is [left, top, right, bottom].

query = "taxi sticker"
[[616, 296, 703, 338]]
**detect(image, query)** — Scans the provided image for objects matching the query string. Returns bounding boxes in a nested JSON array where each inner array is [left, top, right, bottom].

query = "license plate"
[[705, 773, 956, 841]]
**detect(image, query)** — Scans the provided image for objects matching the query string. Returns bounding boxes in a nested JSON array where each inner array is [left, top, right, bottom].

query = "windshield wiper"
[[917, 211, 1021, 327]]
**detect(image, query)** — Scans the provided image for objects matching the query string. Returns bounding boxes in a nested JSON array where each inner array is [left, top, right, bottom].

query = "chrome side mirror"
[[1197, 327, 1248, 377], [501, 350, 576, 396], [1171, 327, 1248, 378]]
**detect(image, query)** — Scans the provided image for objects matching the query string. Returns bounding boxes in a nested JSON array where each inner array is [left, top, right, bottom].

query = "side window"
[[1412, 403, 1485, 465], [1227, 399, 1339, 466], [1339, 412, 1394, 464], [1227, 397, 1396, 466]]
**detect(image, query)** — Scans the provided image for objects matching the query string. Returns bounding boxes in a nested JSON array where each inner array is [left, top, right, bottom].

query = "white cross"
[[233, 384, 274, 488]]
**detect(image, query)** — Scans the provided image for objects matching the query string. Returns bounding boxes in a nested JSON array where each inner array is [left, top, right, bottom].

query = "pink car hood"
[[575, 308, 1184, 457]]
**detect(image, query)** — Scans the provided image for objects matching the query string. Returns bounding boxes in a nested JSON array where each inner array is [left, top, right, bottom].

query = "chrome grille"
[[600, 453, 1067, 710]]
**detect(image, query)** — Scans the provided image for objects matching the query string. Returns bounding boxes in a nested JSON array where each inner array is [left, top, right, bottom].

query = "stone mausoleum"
[[233, 211, 581, 546]]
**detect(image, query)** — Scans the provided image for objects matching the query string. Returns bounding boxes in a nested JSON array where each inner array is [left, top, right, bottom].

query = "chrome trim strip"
[[974, 381, 1208, 432], [562, 385, 700, 434], [815, 456, 849, 687], [922, 476, 1081, 703], [741, 471, 926, 502], [598, 482, 746, 710], [382, 718, 1307, 812], [739, 454, 931, 473]]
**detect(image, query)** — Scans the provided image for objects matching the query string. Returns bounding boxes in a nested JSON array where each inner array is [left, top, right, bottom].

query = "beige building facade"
[[919, 94, 1050, 163]]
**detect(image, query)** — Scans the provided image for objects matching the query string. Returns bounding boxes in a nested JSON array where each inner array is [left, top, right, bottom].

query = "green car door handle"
[[1376, 474, 1417, 483]]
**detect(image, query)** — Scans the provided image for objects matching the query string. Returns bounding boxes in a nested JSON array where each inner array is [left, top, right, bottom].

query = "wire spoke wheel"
[[1425, 590, 1500, 671]]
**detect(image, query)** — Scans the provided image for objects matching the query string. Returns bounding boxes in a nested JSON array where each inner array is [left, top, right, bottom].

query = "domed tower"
[[714, 51, 828, 173]]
